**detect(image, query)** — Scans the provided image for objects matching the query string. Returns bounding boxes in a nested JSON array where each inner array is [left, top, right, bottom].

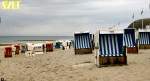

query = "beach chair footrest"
[[96, 55, 127, 67], [75, 48, 92, 54], [139, 45, 150, 49], [127, 47, 138, 54]]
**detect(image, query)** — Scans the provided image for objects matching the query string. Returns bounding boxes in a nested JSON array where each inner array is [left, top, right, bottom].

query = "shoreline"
[[0, 40, 55, 46], [0, 44, 13, 46]]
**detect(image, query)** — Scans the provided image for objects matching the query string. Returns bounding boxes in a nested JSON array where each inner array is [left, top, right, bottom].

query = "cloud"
[[0, 0, 149, 36]]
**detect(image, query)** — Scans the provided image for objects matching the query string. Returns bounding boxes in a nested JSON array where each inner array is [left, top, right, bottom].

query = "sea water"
[[0, 36, 73, 43]]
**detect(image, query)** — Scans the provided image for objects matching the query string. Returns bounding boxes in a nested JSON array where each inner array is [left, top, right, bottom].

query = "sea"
[[0, 36, 74, 43]]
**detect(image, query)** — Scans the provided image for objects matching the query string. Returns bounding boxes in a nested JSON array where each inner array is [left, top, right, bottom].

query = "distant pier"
[[17, 40, 55, 41]]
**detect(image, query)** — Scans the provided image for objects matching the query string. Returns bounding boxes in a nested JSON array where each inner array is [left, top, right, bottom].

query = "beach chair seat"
[[74, 32, 93, 54]]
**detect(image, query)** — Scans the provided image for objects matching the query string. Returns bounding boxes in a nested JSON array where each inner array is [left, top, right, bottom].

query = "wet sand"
[[0, 47, 150, 81]]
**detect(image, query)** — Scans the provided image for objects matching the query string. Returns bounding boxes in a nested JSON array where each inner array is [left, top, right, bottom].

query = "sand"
[[0, 47, 150, 81]]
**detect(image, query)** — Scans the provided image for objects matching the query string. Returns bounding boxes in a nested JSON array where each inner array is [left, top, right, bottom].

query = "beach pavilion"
[[128, 18, 150, 29], [128, 18, 150, 49]]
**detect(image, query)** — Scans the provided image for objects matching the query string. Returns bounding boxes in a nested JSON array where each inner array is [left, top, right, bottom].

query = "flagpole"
[[140, 9, 144, 29], [133, 21, 134, 28], [142, 19, 143, 29]]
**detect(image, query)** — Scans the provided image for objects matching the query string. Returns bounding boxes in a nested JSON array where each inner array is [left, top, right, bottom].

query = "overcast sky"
[[0, 0, 150, 36]]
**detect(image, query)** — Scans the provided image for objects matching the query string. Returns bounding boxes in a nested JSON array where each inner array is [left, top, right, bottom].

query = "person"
[[42, 44, 45, 52], [69, 42, 71, 49], [62, 45, 65, 50], [1, 78, 5, 81]]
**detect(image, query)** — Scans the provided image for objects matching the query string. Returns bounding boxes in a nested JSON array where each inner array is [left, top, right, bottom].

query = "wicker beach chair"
[[46, 43, 53, 52], [95, 30, 127, 67], [14, 45, 20, 55], [20, 43, 28, 53], [138, 29, 150, 49], [4, 47, 12, 58], [33, 43, 44, 54], [74, 32, 93, 54], [26, 43, 34, 56], [55, 41, 61, 49], [124, 28, 138, 53]]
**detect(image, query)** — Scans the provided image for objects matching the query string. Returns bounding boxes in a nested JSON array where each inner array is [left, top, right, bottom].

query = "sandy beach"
[[0, 46, 150, 81]]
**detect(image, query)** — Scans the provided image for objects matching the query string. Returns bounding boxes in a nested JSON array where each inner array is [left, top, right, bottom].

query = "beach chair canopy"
[[124, 29, 136, 47], [99, 33, 123, 56], [139, 31, 150, 45], [74, 33, 92, 49]]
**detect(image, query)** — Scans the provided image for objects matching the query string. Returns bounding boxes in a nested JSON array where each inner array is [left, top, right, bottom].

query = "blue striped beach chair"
[[124, 28, 138, 53], [74, 33, 93, 54], [95, 31, 127, 67], [139, 30, 150, 49]]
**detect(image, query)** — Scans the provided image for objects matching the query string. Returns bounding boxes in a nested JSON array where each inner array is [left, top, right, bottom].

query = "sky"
[[0, 0, 150, 36]]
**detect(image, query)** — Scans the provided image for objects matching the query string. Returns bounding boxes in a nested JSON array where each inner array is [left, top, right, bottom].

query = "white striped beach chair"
[[74, 32, 93, 54], [138, 30, 150, 49], [95, 31, 127, 67], [124, 28, 138, 53], [33, 43, 44, 55]]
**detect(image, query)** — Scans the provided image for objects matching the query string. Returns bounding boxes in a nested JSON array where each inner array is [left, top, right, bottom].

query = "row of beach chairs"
[[4, 43, 53, 58], [4, 40, 72, 58], [3, 28, 150, 68], [74, 28, 150, 67]]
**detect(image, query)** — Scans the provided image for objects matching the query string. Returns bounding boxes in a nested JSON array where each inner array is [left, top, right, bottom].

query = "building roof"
[[128, 18, 150, 30]]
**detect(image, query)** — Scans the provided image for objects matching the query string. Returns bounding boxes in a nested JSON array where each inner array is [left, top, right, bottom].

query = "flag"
[[141, 9, 144, 15], [132, 13, 134, 19]]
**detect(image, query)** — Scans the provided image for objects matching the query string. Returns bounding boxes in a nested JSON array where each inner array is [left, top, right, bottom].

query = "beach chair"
[[95, 30, 127, 67], [4, 47, 12, 58], [14, 45, 20, 55], [138, 29, 150, 49], [62, 40, 71, 50], [74, 32, 92, 54], [26, 43, 34, 56], [33, 43, 44, 54], [46, 43, 53, 52], [55, 41, 61, 49], [20, 44, 28, 53], [124, 28, 138, 53]]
